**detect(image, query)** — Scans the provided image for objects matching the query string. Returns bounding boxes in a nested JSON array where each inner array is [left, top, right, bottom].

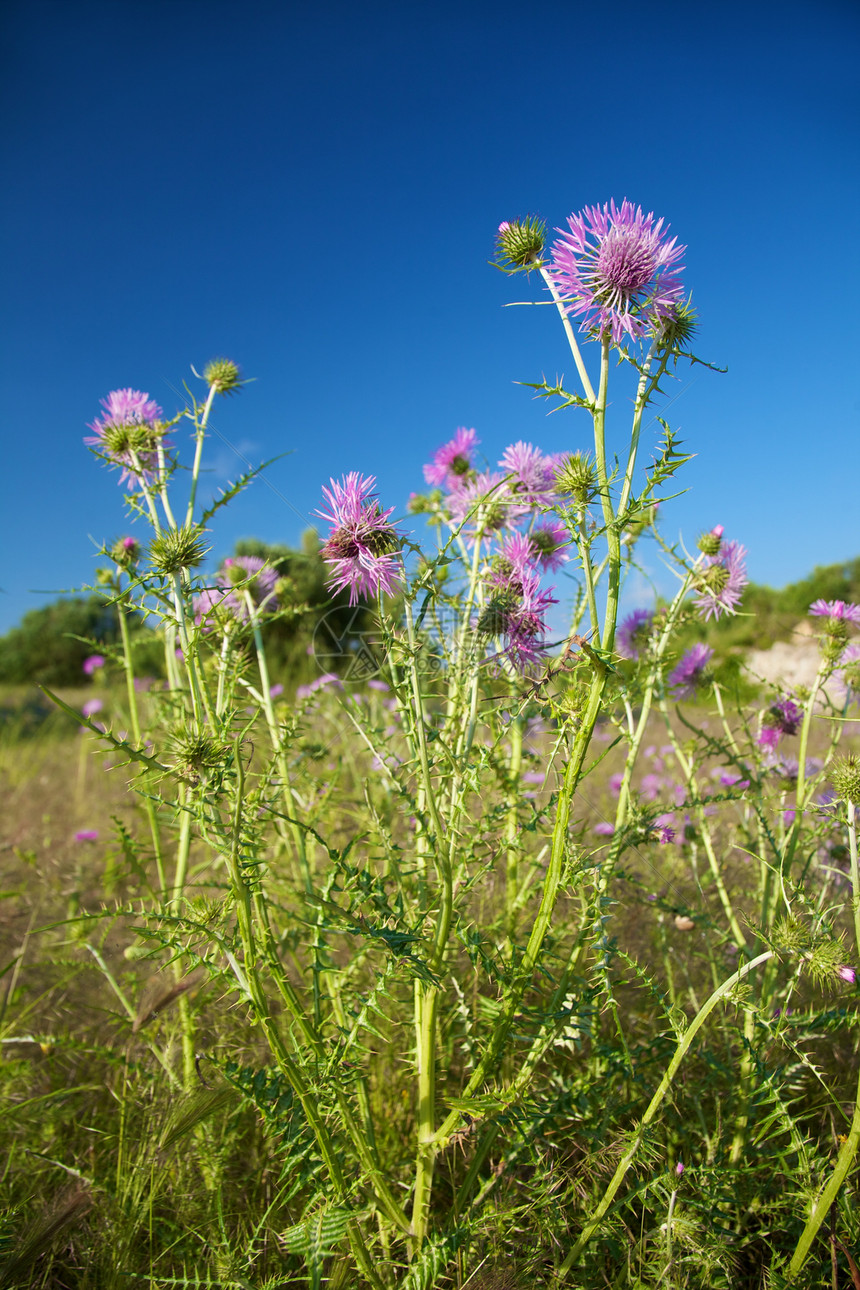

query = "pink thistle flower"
[[296, 672, 343, 700], [809, 599, 860, 623], [651, 813, 676, 844], [693, 539, 748, 622], [317, 474, 404, 606], [834, 643, 860, 706], [82, 698, 103, 718], [448, 471, 514, 534], [528, 519, 571, 571], [75, 830, 99, 842], [548, 200, 685, 345], [594, 821, 615, 836], [498, 442, 558, 511], [667, 643, 713, 699], [838, 965, 856, 984], [756, 697, 802, 749], [477, 567, 556, 672], [214, 556, 279, 620], [616, 608, 655, 660], [83, 654, 105, 676], [85, 388, 167, 488], [423, 427, 479, 490]]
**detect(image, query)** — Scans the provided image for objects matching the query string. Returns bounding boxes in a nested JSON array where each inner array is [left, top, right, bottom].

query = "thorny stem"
[[557, 952, 774, 1277], [186, 384, 218, 526]]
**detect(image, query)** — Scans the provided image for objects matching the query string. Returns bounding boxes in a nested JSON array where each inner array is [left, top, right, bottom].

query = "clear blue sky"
[[2, 0, 859, 633]]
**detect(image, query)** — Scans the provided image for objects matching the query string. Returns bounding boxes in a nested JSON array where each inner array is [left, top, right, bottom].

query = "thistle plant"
[[26, 198, 859, 1288]]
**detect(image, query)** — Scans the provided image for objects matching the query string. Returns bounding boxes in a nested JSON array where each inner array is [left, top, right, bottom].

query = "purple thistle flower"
[[548, 200, 685, 345], [85, 388, 166, 488], [675, 1161, 685, 1177], [528, 519, 571, 571], [757, 697, 803, 749], [838, 965, 856, 985], [594, 821, 615, 836], [215, 556, 279, 619], [651, 813, 676, 844], [834, 643, 860, 705], [296, 672, 343, 700], [498, 442, 558, 511], [82, 698, 104, 718], [809, 599, 860, 623], [423, 427, 479, 490], [477, 567, 556, 672], [616, 608, 655, 660], [667, 643, 713, 699], [693, 539, 748, 622], [83, 654, 105, 676], [75, 830, 99, 842], [448, 471, 514, 534], [317, 473, 404, 606]]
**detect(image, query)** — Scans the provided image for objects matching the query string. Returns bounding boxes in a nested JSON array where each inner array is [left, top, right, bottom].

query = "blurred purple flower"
[[368, 679, 390, 692], [838, 965, 856, 984], [757, 697, 802, 749], [448, 471, 513, 534], [83, 654, 105, 676], [609, 772, 624, 795], [694, 540, 748, 622], [528, 519, 571, 571], [809, 599, 860, 623], [317, 473, 403, 606], [675, 1161, 685, 1177], [668, 643, 713, 699], [651, 813, 676, 844], [548, 200, 685, 344], [616, 608, 655, 660], [594, 821, 615, 836], [269, 684, 284, 699], [296, 672, 343, 700], [423, 427, 479, 490], [81, 698, 103, 718], [75, 830, 99, 842], [498, 442, 558, 511]]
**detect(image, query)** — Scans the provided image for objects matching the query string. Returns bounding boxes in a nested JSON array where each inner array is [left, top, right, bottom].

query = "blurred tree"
[[231, 530, 384, 687], [0, 596, 122, 685]]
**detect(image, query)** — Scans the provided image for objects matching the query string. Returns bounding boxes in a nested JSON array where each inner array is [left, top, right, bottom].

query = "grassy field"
[[1, 676, 858, 1290]]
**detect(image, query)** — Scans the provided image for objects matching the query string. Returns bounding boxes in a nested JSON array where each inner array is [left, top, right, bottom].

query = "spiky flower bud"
[[555, 451, 598, 505], [203, 357, 243, 396], [496, 216, 546, 270], [831, 753, 860, 805], [697, 525, 724, 557], [111, 535, 140, 569], [149, 525, 209, 576], [168, 727, 231, 784], [655, 296, 698, 351], [476, 594, 518, 636]]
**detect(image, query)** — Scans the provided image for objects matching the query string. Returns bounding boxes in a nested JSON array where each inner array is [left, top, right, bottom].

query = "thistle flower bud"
[[697, 526, 724, 557], [496, 216, 546, 270], [555, 451, 598, 505], [168, 727, 231, 784], [149, 525, 209, 575], [111, 535, 140, 568], [203, 357, 243, 396], [831, 753, 860, 805], [654, 297, 698, 351]]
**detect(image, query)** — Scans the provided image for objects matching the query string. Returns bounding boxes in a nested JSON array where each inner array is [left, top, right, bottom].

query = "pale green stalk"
[[185, 384, 218, 525], [538, 265, 596, 405], [556, 952, 773, 1277], [783, 657, 829, 876], [117, 597, 166, 892], [221, 750, 390, 1285], [787, 797, 860, 1276]]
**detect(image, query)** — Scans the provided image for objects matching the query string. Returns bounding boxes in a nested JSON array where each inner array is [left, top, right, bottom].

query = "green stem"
[[556, 952, 773, 1278], [118, 597, 166, 892], [539, 266, 596, 405], [185, 384, 217, 526]]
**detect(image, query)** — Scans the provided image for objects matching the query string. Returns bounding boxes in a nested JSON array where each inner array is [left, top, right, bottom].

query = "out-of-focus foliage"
[[0, 597, 122, 686]]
